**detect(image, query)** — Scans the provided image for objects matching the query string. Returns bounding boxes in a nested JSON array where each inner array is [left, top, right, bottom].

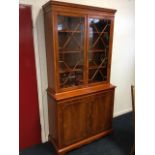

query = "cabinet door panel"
[[90, 91, 114, 135], [59, 97, 92, 147], [58, 90, 114, 147]]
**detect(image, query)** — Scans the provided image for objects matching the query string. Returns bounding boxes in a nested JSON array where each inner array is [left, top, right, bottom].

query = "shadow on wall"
[[35, 8, 49, 142]]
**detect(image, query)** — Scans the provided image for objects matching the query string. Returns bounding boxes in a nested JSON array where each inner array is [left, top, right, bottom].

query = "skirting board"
[[113, 108, 132, 117]]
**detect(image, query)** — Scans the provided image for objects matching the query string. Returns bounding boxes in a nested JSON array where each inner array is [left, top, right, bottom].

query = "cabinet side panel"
[[48, 96, 58, 144], [103, 90, 114, 129], [107, 17, 115, 83], [44, 11, 55, 91]]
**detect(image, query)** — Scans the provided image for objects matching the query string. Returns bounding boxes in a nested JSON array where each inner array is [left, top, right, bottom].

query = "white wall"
[[19, 0, 135, 142]]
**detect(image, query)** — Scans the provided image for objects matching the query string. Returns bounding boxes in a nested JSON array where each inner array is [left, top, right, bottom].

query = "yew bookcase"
[[43, 1, 116, 155]]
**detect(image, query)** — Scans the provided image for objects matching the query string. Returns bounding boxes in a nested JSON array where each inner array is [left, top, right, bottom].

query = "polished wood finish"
[[57, 129, 113, 155], [47, 83, 115, 100], [43, 8, 57, 92], [43, 1, 116, 154], [43, 1, 116, 14]]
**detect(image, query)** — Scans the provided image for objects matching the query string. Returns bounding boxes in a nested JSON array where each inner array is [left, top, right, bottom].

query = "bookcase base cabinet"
[[48, 88, 115, 155]]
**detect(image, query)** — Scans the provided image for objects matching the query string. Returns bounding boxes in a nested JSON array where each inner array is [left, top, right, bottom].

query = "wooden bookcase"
[[43, 1, 116, 154]]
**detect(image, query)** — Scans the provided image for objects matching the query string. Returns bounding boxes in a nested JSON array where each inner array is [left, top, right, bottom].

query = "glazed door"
[[87, 17, 112, 84], [55, 13, 86, 90], [55, 14, 113, 90]]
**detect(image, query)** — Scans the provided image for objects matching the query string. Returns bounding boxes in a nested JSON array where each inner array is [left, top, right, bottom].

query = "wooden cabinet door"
[[59, 96, 92, 147], [58, 89, 114, 147], [90, 90, 114, 135]]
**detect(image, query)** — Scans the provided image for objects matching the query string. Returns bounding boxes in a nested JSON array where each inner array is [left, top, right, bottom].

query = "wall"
[[19, 0, 135, 142]]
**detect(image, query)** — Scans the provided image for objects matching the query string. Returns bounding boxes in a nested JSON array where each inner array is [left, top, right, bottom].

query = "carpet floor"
[[20, 112, 134, 155]]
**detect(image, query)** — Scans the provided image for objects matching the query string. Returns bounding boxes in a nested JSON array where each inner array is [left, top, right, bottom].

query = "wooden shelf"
[[89, 49, 105, 53], [59, 68, 83, 74], [59, 49, 105, 53], [58, 30, 82, 33], [89, 32, 108, 34], [59, 50, 82, 54], [88, 79, 107, 83], [89, 66, 106, 70]]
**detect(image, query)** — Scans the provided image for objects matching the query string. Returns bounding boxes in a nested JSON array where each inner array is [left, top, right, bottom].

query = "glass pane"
[[88, 18, 111, 83], [57, 15, 84, 88]]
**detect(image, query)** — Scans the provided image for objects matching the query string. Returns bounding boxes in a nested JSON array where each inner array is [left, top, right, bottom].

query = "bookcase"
[[43, 1, 116, 154]]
